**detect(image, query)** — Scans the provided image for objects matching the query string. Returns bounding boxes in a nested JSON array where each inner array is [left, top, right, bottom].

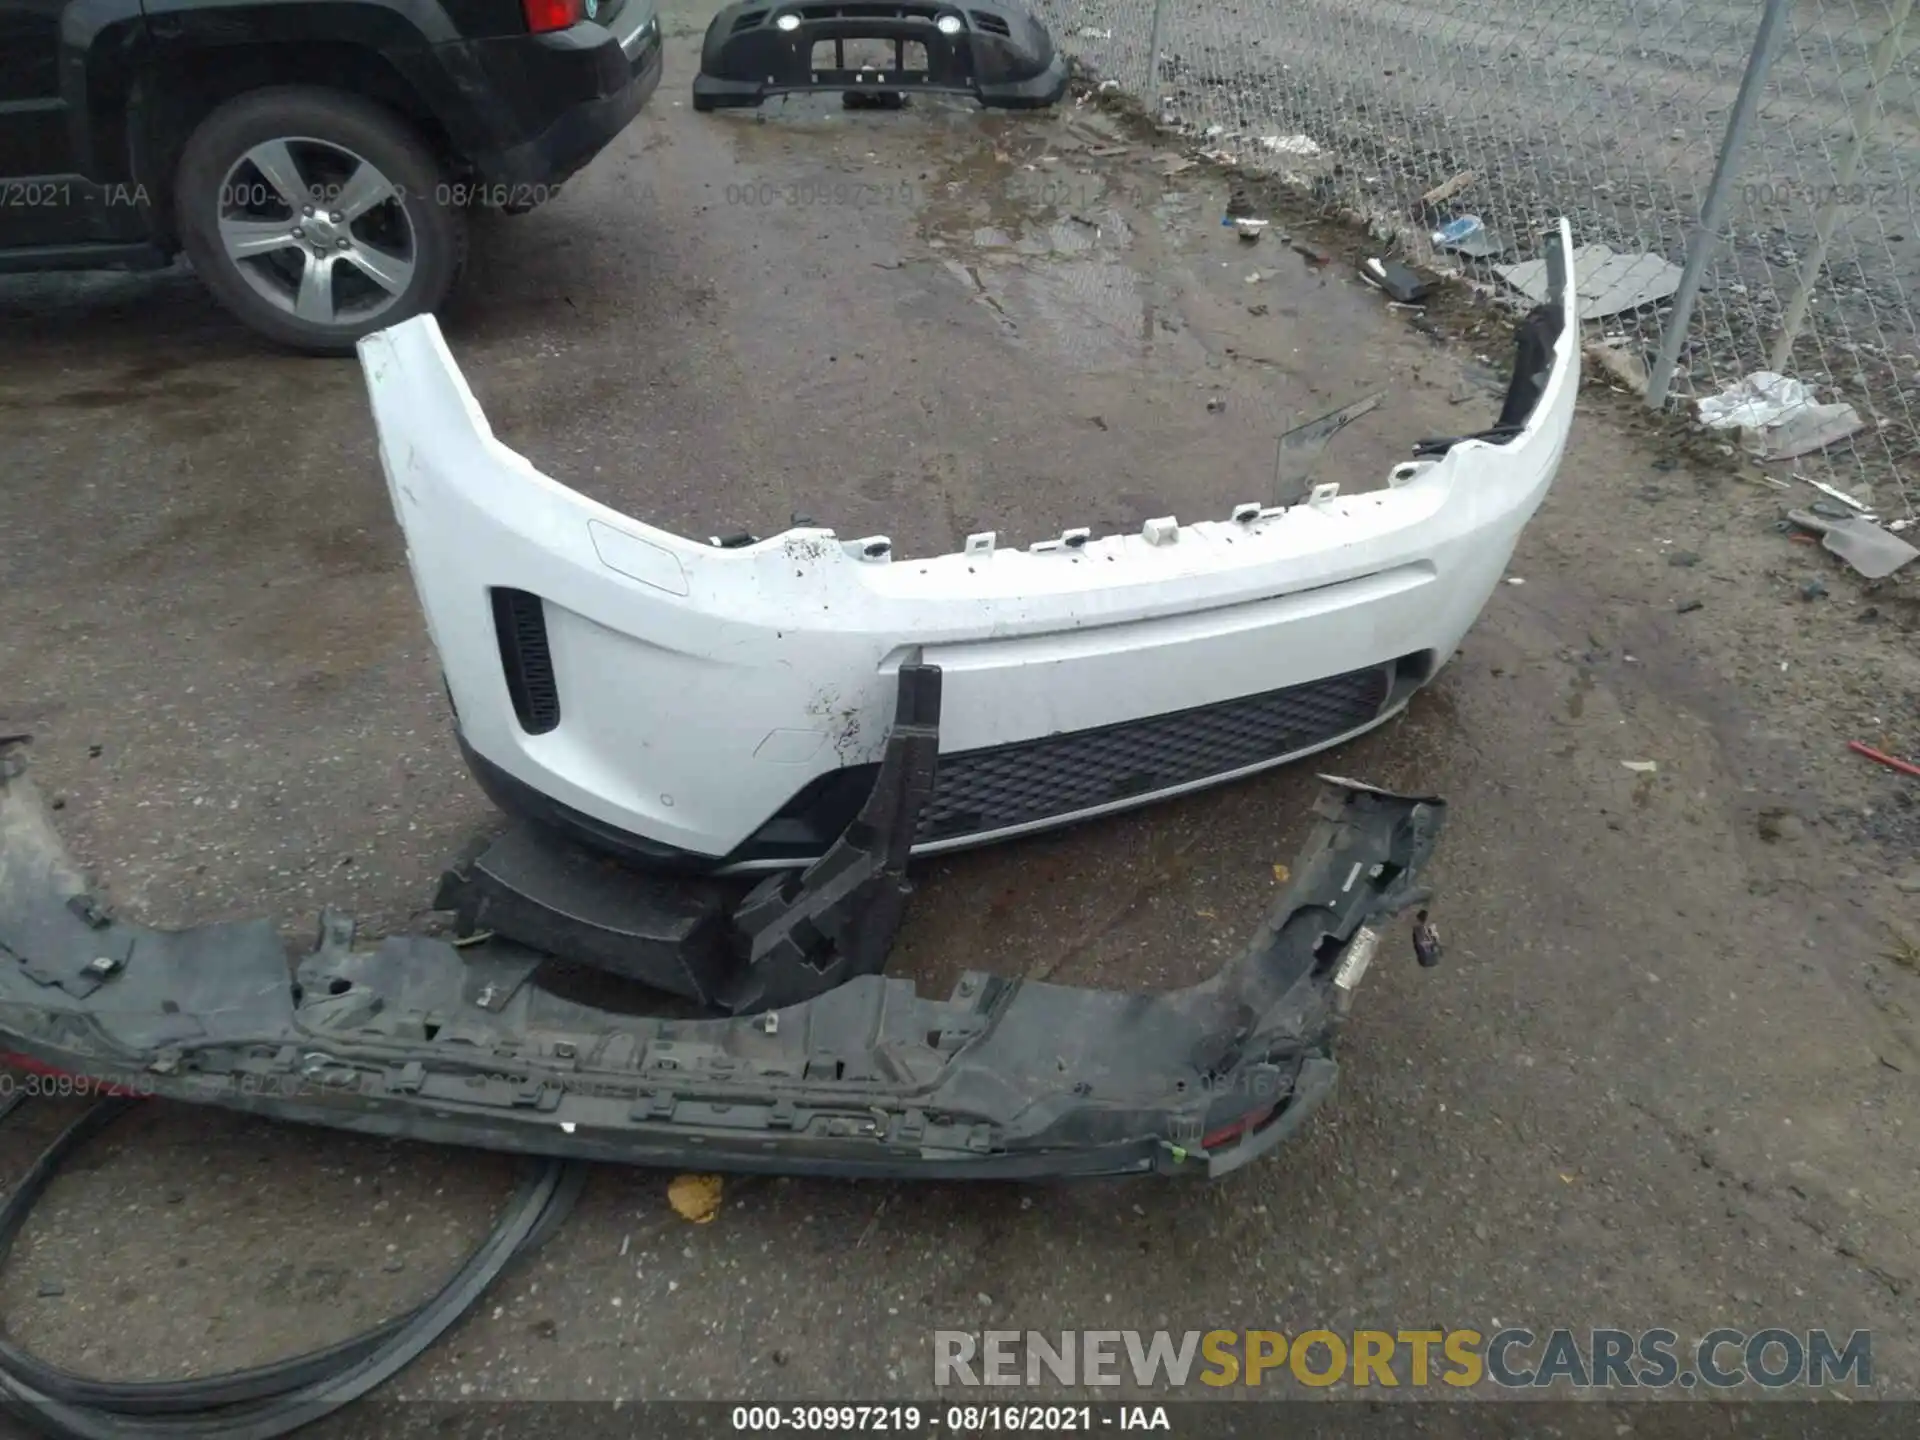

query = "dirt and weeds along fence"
[[1034, 0, 1918, 516]]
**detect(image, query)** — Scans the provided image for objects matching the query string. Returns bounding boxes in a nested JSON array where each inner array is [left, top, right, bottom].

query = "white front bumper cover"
[[360, 220, 1578, 873]]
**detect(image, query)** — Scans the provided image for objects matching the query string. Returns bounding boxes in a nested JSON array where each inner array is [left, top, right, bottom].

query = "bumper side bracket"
[[430, 664, 942, 1014], [724, 663, 941, 1013]]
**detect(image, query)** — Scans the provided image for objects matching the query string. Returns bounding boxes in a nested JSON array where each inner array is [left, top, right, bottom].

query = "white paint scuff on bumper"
[[359, 221, 1578, 869]]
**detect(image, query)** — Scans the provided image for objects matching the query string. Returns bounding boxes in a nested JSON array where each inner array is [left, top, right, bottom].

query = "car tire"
[[175, 86, 467, 355]]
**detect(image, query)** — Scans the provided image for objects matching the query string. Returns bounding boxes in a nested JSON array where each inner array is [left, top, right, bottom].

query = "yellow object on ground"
[[669, 1173, 724, 1224]]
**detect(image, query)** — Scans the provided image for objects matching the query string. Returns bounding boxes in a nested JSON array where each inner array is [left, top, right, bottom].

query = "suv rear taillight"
[[523, 0, 585, 31]]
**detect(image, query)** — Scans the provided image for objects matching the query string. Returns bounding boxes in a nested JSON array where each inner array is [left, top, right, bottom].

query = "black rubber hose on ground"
[[0, 1096, 586, 1440]]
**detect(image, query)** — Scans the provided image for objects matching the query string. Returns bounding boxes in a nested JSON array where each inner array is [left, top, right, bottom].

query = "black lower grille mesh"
[[916, 663, 1392, 842]]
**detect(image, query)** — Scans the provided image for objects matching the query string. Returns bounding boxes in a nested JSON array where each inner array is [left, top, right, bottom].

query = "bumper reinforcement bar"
[[0, 735, 1443, 1181]]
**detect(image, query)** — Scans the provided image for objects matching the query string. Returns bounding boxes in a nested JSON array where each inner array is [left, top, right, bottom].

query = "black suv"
[[0, 0, 662, 351]]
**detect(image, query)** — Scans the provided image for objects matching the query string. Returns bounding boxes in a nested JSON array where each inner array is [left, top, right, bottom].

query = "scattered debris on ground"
[[1697, 371, 1865, 462], [668, 1173, 725, 1225], [1416, 170, 1475, 213], [1583, 339, 1650, 394], [1743, 404, 1866, 462], [1849, 741, 1920, 780], [1786, 509, 1919, 580], [1791, 472, 1875, 514], [1431, 215, 1503, 258], [1496, 244, 1682, 319], [1360, 257, 1433, 304], [0, 1094, 579, 1436], [1257, 134, 1321, 157]]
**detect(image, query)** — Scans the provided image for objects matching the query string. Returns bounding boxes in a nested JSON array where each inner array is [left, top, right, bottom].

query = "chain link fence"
[[1034, 0, 1918, 517]]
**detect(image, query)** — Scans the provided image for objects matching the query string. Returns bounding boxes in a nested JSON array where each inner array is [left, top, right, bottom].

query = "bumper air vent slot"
[[491, 588, 561, 735]]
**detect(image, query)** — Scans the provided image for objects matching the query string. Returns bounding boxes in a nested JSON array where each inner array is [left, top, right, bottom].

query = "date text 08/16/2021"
[[215, 180, 570, 212], [730, 1406, 1170, 1432], [3, 181, 565, 211]]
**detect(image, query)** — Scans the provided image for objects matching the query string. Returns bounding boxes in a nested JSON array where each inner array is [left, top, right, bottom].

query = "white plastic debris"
[[1698, 372, 1865, 461], [1076, 26, 1112, 38], [1621, 760, 1659, 774], [1791, 472, 1875, 515], [1698, 371, 1813, 430], [1258, 134, 1321, 157]]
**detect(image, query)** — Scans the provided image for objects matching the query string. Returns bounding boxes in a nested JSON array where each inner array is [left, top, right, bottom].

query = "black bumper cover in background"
[[0, 733, 1442, 1181], [692, 0, 1068, 110]]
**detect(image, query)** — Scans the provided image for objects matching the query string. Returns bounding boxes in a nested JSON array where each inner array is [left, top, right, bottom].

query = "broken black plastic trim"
[[0, 741, 1442, 1181], [433, 664, 942, 1012], [1411, 301, 1564, 458], [691, 0, 1069, 111], [433, 829, 739, 1005], [722, 662, 940, 1013]]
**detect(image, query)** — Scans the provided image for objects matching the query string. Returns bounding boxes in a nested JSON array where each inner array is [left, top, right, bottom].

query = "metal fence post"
[[1769, 0, 1913, 372], [1145, 0, 1171, 110], [1645, 0, 1795, 410]]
